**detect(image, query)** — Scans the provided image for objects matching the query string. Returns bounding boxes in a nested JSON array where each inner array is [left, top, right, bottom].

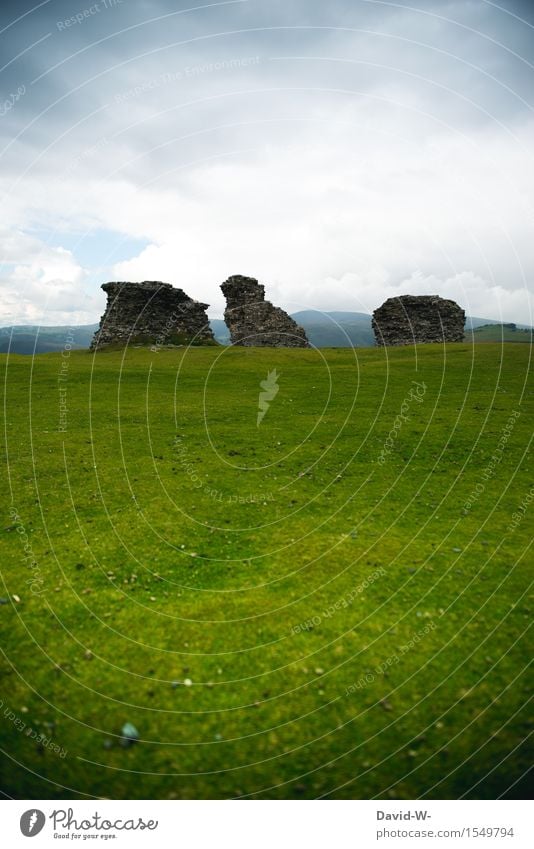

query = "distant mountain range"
[[0, 324, 97, 355], [1, 314, 532, 354]]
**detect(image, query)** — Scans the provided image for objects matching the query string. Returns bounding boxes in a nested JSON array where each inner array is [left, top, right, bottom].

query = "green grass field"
[[1, 342, 532, 800]]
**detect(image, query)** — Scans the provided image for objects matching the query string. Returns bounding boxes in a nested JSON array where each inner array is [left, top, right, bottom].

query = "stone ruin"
[[220, 274, 309, 347], [372, 295, 465, 347], [90, 281, 215, 349]]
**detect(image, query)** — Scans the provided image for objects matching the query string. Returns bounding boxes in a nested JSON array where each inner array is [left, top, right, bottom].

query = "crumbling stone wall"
[[372, 295, 465, 346], [90, 281, 215, 349], [220, 275, 309, 347]]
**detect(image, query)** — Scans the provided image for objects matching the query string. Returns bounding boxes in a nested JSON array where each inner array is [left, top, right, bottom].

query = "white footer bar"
[[3, 800, 531, 848]]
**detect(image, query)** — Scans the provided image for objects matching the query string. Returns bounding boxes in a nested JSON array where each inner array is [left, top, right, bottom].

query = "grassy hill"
[[464, 324, 533, 344], [0, 343, 532, 799], [291, 310, 376, 348]]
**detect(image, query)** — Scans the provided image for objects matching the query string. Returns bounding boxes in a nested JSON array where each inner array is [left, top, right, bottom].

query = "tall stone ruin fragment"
[[372, 295, 465, 346], [220, 275, 309, 347], [90, 281, 215, 349]]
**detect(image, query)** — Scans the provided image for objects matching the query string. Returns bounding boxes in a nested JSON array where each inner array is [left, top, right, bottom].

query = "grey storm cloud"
[[2, 0, 533, 136], [0, 0, 533, 324]]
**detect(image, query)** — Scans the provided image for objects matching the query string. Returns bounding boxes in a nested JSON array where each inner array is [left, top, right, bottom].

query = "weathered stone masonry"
[[220, 275, 309, 347], [90, 281, 215, 349], [372, 295, 465, 347]]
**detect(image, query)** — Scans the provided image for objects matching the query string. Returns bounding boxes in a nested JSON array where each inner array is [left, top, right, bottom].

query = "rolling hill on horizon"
[[1, 313, 532, 354]]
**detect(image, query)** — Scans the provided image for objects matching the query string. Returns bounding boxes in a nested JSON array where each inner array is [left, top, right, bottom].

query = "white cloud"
[[1, 0, 533, 325], [0, 230, 97, 324], [321, 269, 533, 324], [107, 122, 534, 321]]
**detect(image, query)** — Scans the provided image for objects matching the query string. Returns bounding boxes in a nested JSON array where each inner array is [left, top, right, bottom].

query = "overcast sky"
[[1, 0, 533, 324]]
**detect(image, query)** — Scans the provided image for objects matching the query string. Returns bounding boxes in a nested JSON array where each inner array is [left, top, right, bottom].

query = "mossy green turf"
[[0, 342, 532, 800]]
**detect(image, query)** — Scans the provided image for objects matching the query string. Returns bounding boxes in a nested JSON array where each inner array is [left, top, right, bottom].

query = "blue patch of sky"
[[27, 227, 149, 268]]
